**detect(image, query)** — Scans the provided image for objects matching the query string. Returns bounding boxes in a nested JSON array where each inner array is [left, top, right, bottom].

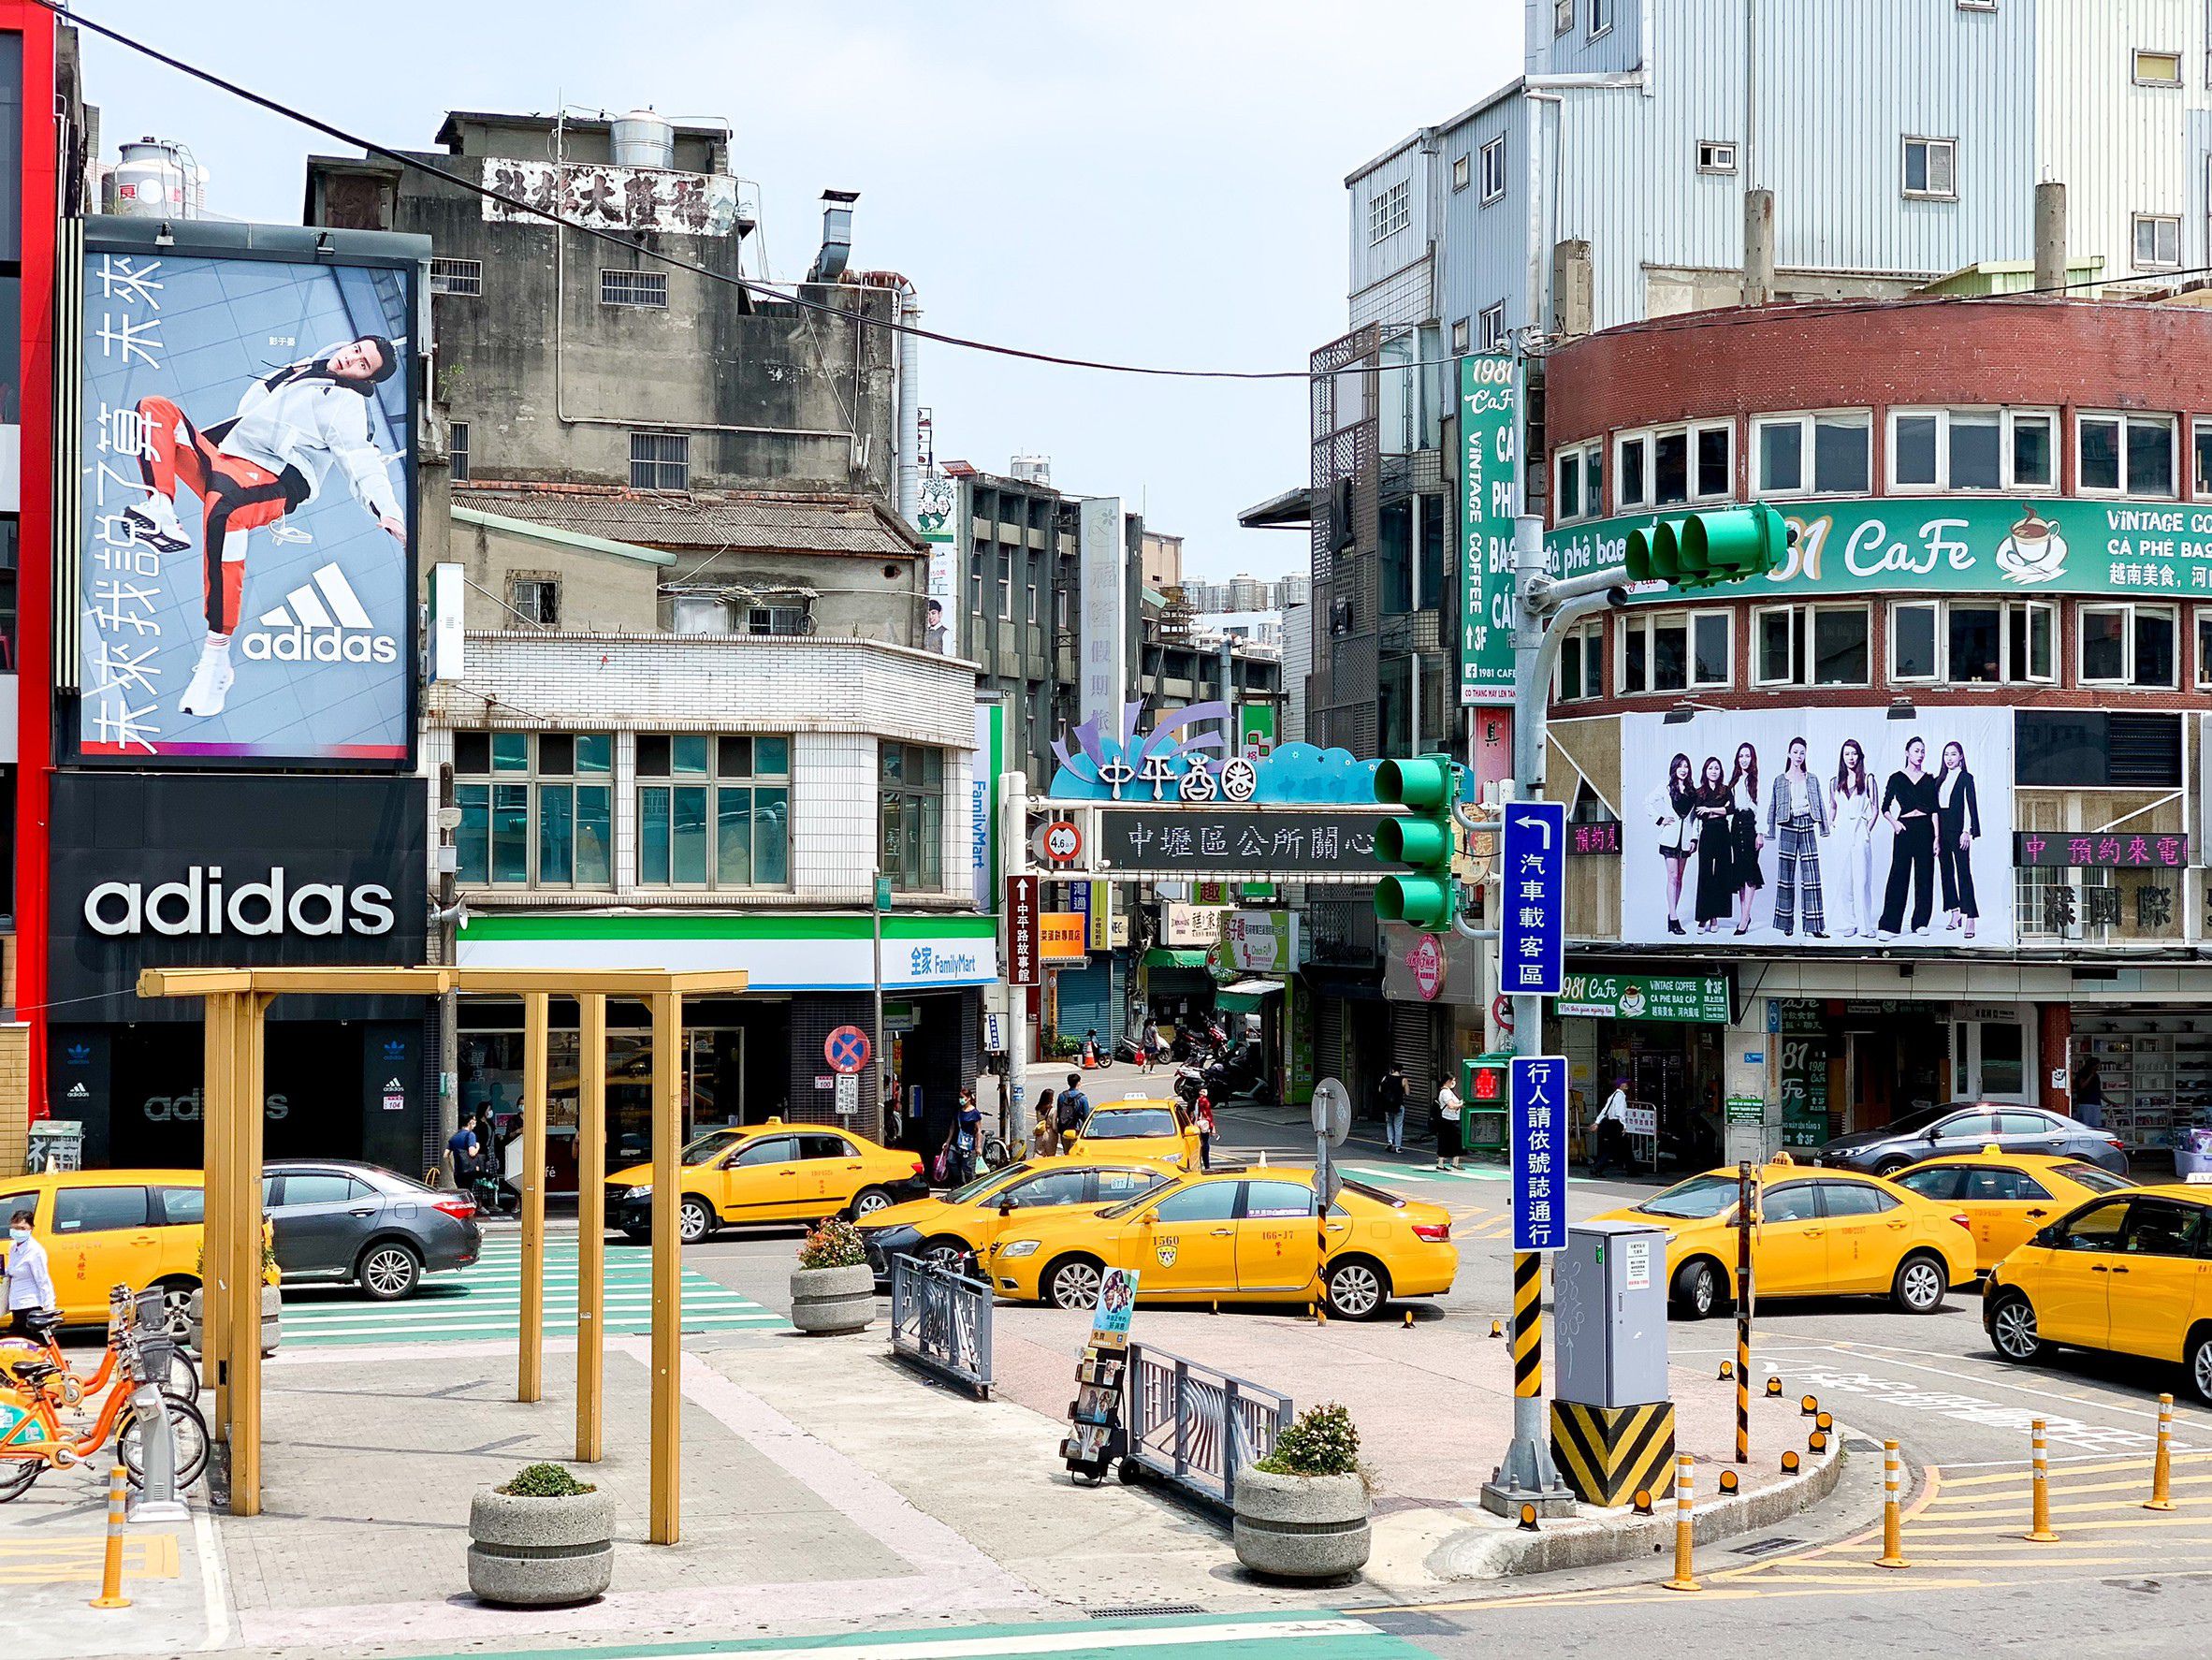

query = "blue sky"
[[80, 1, 1515, 581]]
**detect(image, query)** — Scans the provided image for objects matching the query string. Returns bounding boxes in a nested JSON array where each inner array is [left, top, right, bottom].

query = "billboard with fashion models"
[[78, 229, 416, 764], [1620, 707, 2014, 951]]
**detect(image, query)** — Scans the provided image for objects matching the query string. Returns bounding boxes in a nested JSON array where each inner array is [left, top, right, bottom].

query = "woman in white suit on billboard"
[[1644, 751, 1700, 936], [1827, 738, 1877, 937]]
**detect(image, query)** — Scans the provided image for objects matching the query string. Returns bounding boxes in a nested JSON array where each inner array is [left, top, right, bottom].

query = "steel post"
[[518, 991, 548, 1404], [575, 993, 606, 1462], [649, 990, 683, 1544]]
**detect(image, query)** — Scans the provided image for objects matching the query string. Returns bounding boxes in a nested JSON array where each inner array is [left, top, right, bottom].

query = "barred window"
[[601, 268, 669, 308]]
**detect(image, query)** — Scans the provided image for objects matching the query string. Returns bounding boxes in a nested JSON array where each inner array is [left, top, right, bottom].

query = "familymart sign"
[[1553, 497, 2212, 599]]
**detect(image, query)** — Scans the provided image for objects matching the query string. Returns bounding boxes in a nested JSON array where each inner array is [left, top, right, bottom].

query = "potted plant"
[[1232, 1402, 1371, 1580], [468, 1462, 616, 1607], [790, 1216, 875, 1335], [183, 1237, 283, 1359]]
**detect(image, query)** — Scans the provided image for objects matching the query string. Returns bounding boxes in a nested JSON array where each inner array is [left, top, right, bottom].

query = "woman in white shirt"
[[1644, 751, 1700, 937], [1827, 738, 1878, 938]]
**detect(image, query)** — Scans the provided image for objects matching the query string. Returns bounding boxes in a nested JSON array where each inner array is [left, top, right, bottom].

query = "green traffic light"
[[1626, 504, 1786, 590], [1375, 756, 1454, 807], [1377, 816, 1448, 865], [1373, 754, 1464, 930], [1375, 874, 1452, 928]]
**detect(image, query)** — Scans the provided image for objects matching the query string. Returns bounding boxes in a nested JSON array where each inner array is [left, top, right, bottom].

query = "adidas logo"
[[66, 1082, 88, 1099], [242, 562, 397, 664], [65, 1042, 91, 1064]]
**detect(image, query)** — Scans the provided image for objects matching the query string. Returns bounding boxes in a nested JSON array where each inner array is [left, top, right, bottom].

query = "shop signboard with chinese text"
[[1006, 874, 1041, 987], [2013, 832, 2189, 867], [1222, 910, 1299, 974], [1039, 911, 1087, 963], [1458, 353, 1519, 706], [1556, 974, 1729, 1025], [1098, 809, 1400, 880], [78, 227, 420, 765]]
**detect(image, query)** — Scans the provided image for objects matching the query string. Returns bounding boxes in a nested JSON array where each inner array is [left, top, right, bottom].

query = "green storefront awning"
[[1215, 978, 1286, 1014], [1142, 948, 1211, 969]]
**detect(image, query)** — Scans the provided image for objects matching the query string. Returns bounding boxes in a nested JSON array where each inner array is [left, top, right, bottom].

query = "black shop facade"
[[47, 773, 430, 1171]]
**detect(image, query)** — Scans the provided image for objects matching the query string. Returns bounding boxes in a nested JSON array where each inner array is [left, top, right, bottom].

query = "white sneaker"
[[124, 494, 191, 553], [179, 637, 235, 718]]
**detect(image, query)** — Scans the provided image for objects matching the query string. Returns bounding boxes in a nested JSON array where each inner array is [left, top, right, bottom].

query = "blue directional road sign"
[[1500, 799, 1566, 997], [1509, 1055, 1569, 1254]]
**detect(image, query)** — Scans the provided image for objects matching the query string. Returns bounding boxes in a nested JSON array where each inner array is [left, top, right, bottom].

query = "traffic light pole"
[[1484, 515, 1630, 1516]]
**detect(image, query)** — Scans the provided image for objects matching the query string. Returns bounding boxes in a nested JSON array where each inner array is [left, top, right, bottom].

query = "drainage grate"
[[1087, 1605, 1208, 1620], [1730, 1535, 1804, 1558], [1844, 1436, 1881, 1454]]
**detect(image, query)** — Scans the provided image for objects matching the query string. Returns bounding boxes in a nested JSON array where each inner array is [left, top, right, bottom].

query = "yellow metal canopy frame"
[[136, 965, 751, 1544]]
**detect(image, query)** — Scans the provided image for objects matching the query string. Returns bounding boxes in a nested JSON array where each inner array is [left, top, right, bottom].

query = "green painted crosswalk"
[[1340, 1161, 1509, 1185], [279, 1236, 786, 1347], [395, 1612, 1427, 1660]]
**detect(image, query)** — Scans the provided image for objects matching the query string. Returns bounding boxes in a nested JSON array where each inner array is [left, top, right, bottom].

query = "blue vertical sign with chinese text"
[[1501, 800, 1565, 997], [1510, 1056, 1568, 1253]]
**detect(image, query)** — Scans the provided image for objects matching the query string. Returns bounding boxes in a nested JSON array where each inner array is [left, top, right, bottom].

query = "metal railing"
[[889, 1254, 993, 1398], [1124, 1341, 1292, 1512]]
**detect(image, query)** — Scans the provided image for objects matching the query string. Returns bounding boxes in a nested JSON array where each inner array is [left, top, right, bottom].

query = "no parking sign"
[[825, 1026, 871, 1074]]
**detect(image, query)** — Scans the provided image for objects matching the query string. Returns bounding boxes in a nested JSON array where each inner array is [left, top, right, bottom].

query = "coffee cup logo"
[[1995, 502, 2067, 585]]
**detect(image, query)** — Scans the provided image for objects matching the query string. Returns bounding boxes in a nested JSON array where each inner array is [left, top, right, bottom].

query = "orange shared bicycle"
[[0, 1328, 209, 1502]]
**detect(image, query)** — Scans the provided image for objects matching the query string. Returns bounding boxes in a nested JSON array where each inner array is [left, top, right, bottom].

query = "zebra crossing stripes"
[[279, 1239, 785, 1347], [1338, 1161, 1510, 1185]]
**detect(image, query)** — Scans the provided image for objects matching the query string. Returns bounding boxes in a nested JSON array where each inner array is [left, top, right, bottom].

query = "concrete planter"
[[1231, 1469, 1371, 1580], [790, 1263, 875, 1334], [467, 1485, 616, 1607], [182, 1284, 282, 1359]]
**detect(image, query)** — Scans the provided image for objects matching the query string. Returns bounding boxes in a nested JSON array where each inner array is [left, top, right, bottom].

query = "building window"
[[1957, 0, 1995, 9], [1589, 0, 1614, 36], [1752, 411, 1871, 496], [2077, 412, 2176, 495], [448, 420, 471, 483], [2080, 603, 2178, 688], [744, 602, 812, 636], [1886, 407, 2058, 491], [636, 735, 791, 888], [1615, 422, 1733, 510], [1554, 618, 1604, 701], [2132, 213, 2182, 270], [1451, 153, 1471, 192], [1368, 180, 1410, 244], [997, 552, 1014, 620], [1478, 137, 1507, 204], [630, 430, 690, 490], [1553, 441, 1604, 523], [1026, 583, 1041, 624], [508, 576, 559, 628], [454, 731, 613, 889], [1887, 598, 2054, 684], [1901, 137, 1957, 200], [1696, 140, 1738, 175], [1621, 610, 1732, 694], [880, 742, 946, 893], [1752, 604, 1871, 688], [1553, 0, 1574, 33], [429, 256, 482, 297], [1450, 318, 1472, 354], [1477, 304, 1507, 353], [601, 269, 669, 308], [2132, 49, 2184, 87]]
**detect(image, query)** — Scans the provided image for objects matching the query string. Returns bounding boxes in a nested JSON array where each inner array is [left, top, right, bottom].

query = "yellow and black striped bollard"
[[1512, 1252, 1542, 1400]]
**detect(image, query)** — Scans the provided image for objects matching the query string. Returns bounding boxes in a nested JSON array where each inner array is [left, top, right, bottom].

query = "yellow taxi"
[[1066, 1096, 1202, 1170], [855, 1156, 1177, 1284], [985, 1167, 1456, 1319], [1892, 1146, 2136, 1272], [1986, 1185, 2212, 1404], [1593, 1158, 1977, 1319], [607, 1118, 929, 1244], [0, 1169, 279, 1328]]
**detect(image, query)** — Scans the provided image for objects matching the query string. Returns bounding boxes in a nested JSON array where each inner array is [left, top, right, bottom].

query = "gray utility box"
[[1552, 1218, 1670, 1408]]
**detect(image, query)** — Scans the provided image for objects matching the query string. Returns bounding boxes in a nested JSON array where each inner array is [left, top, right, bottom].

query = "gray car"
[[1814, 1101, 2130, 1177], [265, 1159, 484, 1300]]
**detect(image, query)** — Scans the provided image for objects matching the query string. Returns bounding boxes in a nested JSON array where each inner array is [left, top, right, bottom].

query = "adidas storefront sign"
[[85, 865, 397, 939], [241, 561, 398, 665]]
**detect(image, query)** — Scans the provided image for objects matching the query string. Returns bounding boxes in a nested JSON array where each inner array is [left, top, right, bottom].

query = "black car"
[[1815, 1101, 2129, 1178], [265, 1159, 483, 1300]]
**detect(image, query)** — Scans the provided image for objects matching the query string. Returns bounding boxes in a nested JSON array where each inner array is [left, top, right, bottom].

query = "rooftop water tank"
[[611, 109, 675, 170], [104, 137, 192, 218]]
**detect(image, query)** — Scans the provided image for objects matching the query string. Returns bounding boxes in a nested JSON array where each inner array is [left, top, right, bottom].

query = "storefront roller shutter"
[[1055, 957, 1111, 1042], [1392, 1001, 1440, 1126]]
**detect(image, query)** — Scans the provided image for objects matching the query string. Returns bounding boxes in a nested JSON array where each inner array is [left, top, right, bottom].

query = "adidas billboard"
[[241, 561, 400, 665]]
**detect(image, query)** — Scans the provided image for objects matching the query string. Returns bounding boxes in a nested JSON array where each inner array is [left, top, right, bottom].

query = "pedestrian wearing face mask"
[[3, 1209, 57, 1336]]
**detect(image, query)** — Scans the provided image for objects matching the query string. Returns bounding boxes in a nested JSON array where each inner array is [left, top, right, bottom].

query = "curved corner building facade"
[[1539, 297, 2212, 1163]]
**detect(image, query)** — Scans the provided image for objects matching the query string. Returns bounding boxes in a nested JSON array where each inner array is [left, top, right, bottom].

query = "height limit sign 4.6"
[[1509, 1056, 1568, 1253], [1501, 800, 1565, 997]]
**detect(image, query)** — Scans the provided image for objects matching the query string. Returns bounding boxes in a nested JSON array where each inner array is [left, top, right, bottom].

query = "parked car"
[[264, 1159, 482, 1300], [1813, 1101, 2128, 1178], [1892, 1148, 2137, 1272]]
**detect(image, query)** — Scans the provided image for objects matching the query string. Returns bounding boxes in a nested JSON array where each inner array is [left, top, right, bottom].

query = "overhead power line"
[[43, 0, 2212, 383]]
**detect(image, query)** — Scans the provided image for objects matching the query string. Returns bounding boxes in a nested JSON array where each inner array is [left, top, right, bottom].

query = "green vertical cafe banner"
[[1459, 353, 1520, 706]]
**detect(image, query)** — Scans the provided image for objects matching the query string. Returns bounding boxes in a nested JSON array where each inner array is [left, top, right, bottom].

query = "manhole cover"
[[1731, 1535, 1804, 1557]]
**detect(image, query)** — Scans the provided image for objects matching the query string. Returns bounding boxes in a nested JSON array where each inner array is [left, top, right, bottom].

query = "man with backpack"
[[1055, 1072, 1089, 1148]]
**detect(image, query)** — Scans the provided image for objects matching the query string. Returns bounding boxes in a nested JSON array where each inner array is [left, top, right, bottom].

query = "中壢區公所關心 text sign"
[[1098, 810, 1400, 879]]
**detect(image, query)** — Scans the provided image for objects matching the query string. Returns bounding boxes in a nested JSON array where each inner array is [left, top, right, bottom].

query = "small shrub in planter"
[[468, 1462, 616, 1607], [790, 1217, 875, 1334], [1233, 1402, 1372, 1580]]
